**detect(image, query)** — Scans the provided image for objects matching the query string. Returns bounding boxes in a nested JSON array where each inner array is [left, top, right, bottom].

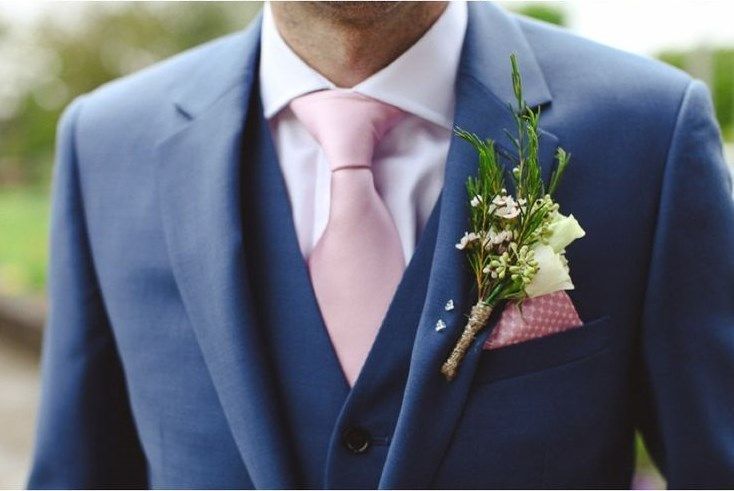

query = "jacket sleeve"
[[635, 80, 734, 486], [27, 98, 148, 489]]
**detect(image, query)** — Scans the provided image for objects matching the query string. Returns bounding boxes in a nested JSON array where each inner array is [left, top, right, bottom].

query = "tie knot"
[[289, 90, 405, 171]]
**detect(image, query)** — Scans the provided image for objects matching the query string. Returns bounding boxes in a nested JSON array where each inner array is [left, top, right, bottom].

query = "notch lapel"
[[380, 3, 558, 488], [155, 16, 297, 489]]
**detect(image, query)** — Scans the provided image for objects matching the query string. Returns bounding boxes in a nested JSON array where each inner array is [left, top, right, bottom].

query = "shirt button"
[[342, 426, 371, 454]]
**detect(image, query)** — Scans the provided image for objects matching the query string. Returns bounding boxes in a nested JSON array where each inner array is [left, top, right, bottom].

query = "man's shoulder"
[[515, 14, 692, 112]]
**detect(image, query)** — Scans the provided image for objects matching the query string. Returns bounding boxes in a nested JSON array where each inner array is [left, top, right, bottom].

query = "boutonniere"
[[441, 55, 585, 381]]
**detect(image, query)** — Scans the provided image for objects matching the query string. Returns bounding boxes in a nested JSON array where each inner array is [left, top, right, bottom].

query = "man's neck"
[[269, 1, 448, 88]]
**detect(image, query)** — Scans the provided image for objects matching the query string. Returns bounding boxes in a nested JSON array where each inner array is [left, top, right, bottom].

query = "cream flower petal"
[[547, 213, 585, 253], [525, 244, 574, 298]]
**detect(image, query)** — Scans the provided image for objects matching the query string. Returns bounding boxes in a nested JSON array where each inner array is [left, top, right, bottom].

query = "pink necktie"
[[290, 90, 406, 386]]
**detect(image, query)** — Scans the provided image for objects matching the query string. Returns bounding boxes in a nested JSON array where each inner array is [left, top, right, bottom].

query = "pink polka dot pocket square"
[[484, 291, 582, 350]]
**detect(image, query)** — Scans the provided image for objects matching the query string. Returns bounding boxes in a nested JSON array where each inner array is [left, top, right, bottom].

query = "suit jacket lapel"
[[155, 15, 297, 488], [380, 3, 558, 488]]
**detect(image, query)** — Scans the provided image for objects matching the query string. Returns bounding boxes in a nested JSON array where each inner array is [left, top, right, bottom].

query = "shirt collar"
[[259, 1, 468, 130]]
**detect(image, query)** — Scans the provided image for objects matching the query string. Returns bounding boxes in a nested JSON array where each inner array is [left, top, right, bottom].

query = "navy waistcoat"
[[240, 87, 440, 489]]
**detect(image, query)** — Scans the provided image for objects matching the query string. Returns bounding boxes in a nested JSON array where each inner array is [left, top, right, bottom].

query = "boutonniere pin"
[[441, 55, 585, 381]]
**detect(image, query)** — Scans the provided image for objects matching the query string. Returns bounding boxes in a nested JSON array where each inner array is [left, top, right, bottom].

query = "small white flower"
[[455, 232, 480, 250], [496, 206, 521, 220], [492, 195, 509, 206], [470, 195, 483, 207], [492, 195, 521, 219], [435, 319, 447, 332], [493, 229, 513, 244], [444, 299, 454, 311]]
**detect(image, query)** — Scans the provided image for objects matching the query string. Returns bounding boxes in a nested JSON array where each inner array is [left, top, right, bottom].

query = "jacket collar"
[[459, 2, 552, 110], [171, 14, 262, 120]]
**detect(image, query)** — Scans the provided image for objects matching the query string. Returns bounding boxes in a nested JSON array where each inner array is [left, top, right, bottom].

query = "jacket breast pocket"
[[473, 315, 613, 386]]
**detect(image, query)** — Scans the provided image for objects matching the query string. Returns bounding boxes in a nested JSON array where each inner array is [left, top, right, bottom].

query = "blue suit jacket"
[[28, 2, 734, 488]]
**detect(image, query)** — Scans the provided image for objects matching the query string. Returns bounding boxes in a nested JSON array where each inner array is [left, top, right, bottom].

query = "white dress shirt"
[[259, 1, 467, 262]]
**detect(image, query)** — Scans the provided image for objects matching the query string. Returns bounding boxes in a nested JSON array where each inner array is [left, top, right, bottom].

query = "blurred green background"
[[1, 2, 732, 488]]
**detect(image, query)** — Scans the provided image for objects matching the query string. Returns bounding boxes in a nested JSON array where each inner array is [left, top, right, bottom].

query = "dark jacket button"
[[342, 426, 371, 454]]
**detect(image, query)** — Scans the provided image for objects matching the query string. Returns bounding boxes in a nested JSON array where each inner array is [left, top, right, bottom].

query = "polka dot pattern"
[[484, 291, 582, 350]]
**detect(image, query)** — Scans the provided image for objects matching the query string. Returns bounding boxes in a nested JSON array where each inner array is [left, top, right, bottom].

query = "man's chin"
[[304, 1, 406, 25]]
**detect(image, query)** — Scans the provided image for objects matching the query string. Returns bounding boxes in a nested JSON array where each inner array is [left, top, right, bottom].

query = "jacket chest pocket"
[[473, 315, 613, 386]]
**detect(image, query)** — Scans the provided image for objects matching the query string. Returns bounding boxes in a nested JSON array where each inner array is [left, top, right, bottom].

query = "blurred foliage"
[[0, 189, 49, 295], [659, 48, 734, 137], [0, 2, 261, 188], [512, 3, 566, 26]]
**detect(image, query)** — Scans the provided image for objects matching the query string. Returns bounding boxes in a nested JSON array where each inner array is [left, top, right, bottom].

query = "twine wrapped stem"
[[441, 302, 494, 381]]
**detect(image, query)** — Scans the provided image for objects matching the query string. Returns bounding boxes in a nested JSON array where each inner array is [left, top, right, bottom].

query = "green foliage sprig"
[[442, 54, 581, 381], [454, 54, 570, 307]]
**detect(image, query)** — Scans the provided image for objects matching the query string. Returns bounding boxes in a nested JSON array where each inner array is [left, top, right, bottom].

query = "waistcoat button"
[[342, 426, 371, 454]]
